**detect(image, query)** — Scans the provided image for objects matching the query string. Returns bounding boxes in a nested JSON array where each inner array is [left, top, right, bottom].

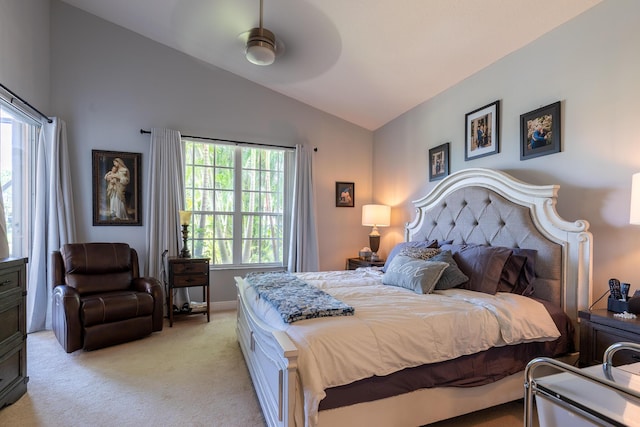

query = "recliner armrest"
[[52, 285, 82, 353], [132, 277, 164, 332]]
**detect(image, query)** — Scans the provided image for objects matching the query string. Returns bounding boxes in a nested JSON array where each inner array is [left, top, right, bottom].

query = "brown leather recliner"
[[52, 242, 163, 353]]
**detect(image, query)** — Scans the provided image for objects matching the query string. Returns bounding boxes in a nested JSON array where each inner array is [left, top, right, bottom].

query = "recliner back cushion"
[[61, 243, 133, 294]]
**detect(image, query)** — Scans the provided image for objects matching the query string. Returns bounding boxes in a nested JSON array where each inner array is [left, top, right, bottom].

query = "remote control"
[[609, 278, 622, 300]]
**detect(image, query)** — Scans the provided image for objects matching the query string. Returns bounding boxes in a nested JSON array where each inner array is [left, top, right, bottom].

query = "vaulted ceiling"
[[60, 0, 601, 130]]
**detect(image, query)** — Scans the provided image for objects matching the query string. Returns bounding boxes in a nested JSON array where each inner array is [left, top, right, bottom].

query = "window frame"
[[0, 97, 40, 259], [182, 139, 293, 268]]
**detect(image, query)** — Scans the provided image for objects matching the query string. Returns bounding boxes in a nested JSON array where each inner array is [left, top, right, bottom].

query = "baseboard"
[[212, 300, 236, 312]]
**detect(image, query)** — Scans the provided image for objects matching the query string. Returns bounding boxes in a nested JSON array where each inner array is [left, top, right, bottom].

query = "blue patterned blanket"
[[246, 271, 354, 324]]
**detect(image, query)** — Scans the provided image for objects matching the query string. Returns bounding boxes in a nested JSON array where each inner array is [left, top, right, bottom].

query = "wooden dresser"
[[0, 257, 28, 409]]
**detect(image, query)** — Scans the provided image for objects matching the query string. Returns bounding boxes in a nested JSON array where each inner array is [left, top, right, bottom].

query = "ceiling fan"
[[244, 0, 284, 66]]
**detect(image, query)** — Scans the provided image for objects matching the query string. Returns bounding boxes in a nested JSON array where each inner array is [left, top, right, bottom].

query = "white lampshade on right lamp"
[[362, 204, 391, 261], [630, 173, 640, 225]]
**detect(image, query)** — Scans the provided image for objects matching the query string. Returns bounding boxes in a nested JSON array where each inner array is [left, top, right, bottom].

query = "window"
[[183, 139, 293, 266], [0, 99, 39, 258]]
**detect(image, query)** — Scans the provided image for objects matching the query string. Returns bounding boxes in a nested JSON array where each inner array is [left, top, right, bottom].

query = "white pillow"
[[382, 255, 449, 294]]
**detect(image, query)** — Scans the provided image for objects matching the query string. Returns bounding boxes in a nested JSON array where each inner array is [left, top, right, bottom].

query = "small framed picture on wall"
[[465, 100, 500, 161], [335, 182, 354, 207], [520, 101, 561, 160], [428, 143, 450, 181]]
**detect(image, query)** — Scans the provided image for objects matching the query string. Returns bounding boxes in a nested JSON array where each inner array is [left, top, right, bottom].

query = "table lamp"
[[179, 210, 192, 258], [362, 204, 391, 261]]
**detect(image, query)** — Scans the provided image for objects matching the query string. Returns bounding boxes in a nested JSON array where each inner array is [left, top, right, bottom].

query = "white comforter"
[[240, 268, 560, 427]]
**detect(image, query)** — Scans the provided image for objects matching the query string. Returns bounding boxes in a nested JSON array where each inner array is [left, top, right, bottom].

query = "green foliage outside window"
[[183, 140, 287, 265]]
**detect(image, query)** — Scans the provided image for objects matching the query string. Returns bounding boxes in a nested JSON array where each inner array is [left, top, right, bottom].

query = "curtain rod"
[[139, 129, 298, 151], [0, 83, 52, 123]]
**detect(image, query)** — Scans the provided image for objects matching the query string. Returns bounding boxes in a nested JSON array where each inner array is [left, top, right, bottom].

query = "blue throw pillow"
[[382, 255, 449, 294]]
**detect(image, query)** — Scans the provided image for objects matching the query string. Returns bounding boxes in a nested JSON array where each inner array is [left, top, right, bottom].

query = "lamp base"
[[368, 234, 380, 255], [180, 224, 191, 258], [371, 252, 380, 262]]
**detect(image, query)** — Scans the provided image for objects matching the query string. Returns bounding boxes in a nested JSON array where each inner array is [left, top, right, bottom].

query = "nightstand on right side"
[[578, 309, 640, 367]]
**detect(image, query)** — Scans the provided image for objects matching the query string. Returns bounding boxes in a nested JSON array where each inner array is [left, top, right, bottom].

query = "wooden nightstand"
[[346, 257, 385, 270], [578, 309, 640, 367], [167, 257, 210, 327]]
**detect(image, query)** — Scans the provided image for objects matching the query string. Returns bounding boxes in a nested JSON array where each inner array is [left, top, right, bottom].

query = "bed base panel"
[[237, 281, 298, 427], [317, 371, 524, 427]]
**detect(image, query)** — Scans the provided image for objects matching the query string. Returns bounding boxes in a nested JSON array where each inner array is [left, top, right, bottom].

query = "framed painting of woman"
[[92, 150, 142, 226]]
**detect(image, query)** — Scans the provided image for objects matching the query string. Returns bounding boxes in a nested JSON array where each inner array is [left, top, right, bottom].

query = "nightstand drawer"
[[592, 326, 640, 365], [170, 261, 208, 275], [347, 258, 385, 270], [171, 274, 208, 287], [579, 309, 640, 367]]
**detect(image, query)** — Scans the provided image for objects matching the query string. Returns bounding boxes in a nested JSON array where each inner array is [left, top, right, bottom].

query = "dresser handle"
[[0, 280, 11, 285]]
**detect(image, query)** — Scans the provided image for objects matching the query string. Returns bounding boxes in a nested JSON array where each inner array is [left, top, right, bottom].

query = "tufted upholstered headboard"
[[405, 168, 592, 328]]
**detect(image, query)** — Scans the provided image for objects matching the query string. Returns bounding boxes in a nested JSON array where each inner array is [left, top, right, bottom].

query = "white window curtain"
[[27, 118, 77, 332], [0, 184, 9, 258], [144, 128, 189, 308], [287, 144, 319, 272]]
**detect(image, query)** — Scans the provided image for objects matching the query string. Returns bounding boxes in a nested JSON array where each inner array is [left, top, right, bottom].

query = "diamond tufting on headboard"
[[405, 168, 592, 333]]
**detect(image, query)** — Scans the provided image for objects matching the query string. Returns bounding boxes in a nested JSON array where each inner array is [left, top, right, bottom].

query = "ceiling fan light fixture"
[[245, 27, 276, 66]]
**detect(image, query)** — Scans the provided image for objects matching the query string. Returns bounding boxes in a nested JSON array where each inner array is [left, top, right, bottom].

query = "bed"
[[235, 168, 593, 427]]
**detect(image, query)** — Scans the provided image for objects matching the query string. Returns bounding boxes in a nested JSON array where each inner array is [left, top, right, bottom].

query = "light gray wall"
[[49, 1, 374, 303], [373, 0, 640, 307], [0, 0, 50, 112]]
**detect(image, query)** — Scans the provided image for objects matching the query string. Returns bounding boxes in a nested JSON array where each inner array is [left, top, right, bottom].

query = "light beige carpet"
[[0, 310, 528, 427]]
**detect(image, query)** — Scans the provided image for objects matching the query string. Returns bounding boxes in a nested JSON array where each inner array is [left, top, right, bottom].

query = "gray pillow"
[[382, 255, 449, 294], [431, 250, 469, 290]]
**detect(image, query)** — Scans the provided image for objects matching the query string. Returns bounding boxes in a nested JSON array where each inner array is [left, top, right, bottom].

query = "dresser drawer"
[[0, 343, 27, 408], [0, 269, 22, 296], [0, 302, 22, 346]]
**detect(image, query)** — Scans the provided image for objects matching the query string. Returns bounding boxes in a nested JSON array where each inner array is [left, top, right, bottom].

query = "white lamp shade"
[[631, 173, 640, 224], [362, 204, 391, 227]]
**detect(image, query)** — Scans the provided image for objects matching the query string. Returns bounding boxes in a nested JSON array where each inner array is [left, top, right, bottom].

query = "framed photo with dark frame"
[[465, 100, 500, 161], [335, 182, 354, 207], [92, 150, 142, 226], [428, 142, 450, 182], [520, 101, 561, 160]]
